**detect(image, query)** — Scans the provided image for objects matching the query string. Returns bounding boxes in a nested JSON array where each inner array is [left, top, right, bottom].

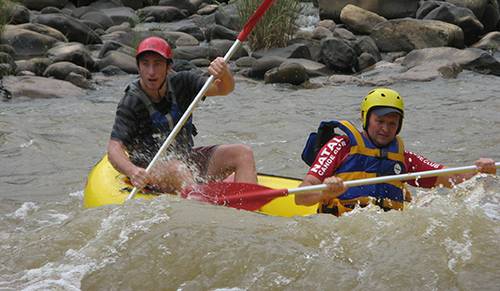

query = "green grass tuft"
[[237, 0, 302, 51]]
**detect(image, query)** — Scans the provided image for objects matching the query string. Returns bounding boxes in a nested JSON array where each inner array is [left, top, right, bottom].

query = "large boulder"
[[2, 75, 85, 98], [88, 0, 123, 9], [47, 42, 97, 71], [252, 43, 312, 60], [176, 24, 205, 42], [208, 39, 248, 60], [137, 6, 187, 23], [319, 37, 357, 73], [340, 4, 387, 35], [101, 7, 139, 26], [319, 0, 418, 22], [0, 52, 16, 75], [15, 58, 52, 76], [6, 3, 30, 24], [281, 58, 331, 76], [352, 36, 381, 62], [33, 13, 102, 44], [16, 23, 68, 42], [159, 0, 198, 15], [371, 19, 464, 52], [205, 25, 238, 41], [247, 56, 286, 79], [417, 1, 484, 45], [43, 61, 91, 80], [401, 46, 500, 77], [0, 25, 61, 58], [121, 0, 145, 10], [264, 62, 309, 85], [0, 44, 16, 56], [98, 40, 135, 58], [214, 3, 240, 31], [445, 0, 500, 32], [98, 51, 137, 74], [471, 31, 500, 51], [80, 11, 115, 30], [22, 0, 68, 10], [173, 46, 218, 61]]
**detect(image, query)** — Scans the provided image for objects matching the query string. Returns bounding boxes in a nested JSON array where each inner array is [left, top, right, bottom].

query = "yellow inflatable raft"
[[84, 155, 318, 217]]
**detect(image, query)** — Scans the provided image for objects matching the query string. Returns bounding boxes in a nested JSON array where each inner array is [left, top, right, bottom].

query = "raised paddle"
[[126, 0, 277, 201], [181, 162, 500, 211]]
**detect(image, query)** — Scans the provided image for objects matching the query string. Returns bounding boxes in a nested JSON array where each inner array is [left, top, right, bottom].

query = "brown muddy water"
[[0, 70, 499, 290]]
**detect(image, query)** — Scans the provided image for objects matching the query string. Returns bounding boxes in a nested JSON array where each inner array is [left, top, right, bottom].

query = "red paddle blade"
[[180, 182, 288, 211]]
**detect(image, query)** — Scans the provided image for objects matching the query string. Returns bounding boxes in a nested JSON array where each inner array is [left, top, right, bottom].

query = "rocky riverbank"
[[1, 0, 500, 99]]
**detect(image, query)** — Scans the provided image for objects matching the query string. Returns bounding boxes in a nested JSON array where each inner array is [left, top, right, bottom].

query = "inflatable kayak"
[[84, 155, 318, 217]]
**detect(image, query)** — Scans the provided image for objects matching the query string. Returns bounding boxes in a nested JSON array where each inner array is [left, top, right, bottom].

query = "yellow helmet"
[[360, 88, 404, 132]]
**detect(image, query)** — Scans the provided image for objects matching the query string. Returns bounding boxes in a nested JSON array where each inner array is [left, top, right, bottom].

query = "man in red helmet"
[[107, 36, 257, 193], [297, 88, 497, 216]]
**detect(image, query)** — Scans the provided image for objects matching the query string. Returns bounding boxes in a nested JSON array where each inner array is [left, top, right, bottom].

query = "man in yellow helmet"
[[297, 88, 497, 216]]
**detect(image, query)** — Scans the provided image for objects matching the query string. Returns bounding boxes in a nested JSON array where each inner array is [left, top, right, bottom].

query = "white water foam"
[[443, 229, 472, 273], [6, 202, 39, 220]]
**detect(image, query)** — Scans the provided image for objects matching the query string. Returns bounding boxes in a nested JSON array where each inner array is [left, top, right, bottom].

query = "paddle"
[[126, 0, 277, 201], [181, 162, 500, 211]]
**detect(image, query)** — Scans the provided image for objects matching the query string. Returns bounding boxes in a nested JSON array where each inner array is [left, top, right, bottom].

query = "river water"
[[1, 2, 500, 288], [1, 69, 499, 290]]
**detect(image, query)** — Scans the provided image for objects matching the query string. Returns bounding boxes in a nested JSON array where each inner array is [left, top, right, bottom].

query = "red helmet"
[[136, 36, 173, 61]]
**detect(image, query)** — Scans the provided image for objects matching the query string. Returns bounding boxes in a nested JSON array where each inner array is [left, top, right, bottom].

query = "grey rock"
[[44, 61, 91, 80], [16, 23, 68, 42], [33, 13, 102, 44], [47, 42, 97, 71], [0, 45, 16, 57], [0, 25, 61, 58], [98, 51, 137, 74], [2, 75, 85, 98], [472, 31, 500, 51], [205, 25, 238, 42], [177, 25, 205, 42], [208, 39, 248, 60], [66, 71, 93, 89], [417, 1, 484, 45], [253, 43, 312, 60], [137, 6, 187, 23], [41, 7, 62, 14], [319, 37, 357, 73], [7, 4, 30, 24], [23, 0, 69, 10], [214, 3, 240, 31], [235, 56, 257, 68], [371, 19, 464, 52], [197, 4, 218, 15], [248, 56, 286, 79], [340, 4, 387, 35], [264, 62, 309, 85], [15, 58, 52, 76], [101, 65, 128, 76], [81, 11, 115, 30], [159, 0, 198, 15], [319, 0, 418, 22]]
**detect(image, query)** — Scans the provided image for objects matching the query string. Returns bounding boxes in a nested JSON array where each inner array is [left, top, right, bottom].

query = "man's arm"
[[107, 139, 149, 189], [435, 158, 497, 188], [295, 136, 350, 206], [205, 57, 235, 96], [295, 175, 324, 206]]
